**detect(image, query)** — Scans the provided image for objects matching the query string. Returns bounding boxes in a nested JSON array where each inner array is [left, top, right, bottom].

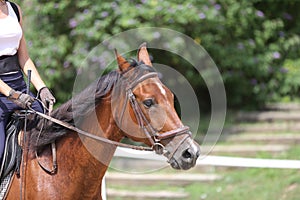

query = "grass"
[[189, 145, 300, 200], [185, 166, 300, 200], [107, 145, 300, 200], [107, 167, 300, 200], [107, 106, 300, 200]]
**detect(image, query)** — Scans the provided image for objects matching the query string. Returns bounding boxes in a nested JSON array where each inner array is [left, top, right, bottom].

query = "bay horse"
[[5, 44, 200, 199]]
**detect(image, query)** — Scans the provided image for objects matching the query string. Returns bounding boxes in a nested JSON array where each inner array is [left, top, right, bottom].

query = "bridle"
[[30, 66, 191, 156], [120, 71, 191, 155]]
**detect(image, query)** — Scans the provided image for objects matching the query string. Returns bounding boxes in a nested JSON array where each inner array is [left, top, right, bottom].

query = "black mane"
[[30, 60, 154, 149], [30, 70, 120, 148]]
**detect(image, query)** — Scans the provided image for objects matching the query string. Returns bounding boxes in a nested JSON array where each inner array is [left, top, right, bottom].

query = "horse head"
[[112, 43, 200, 170]]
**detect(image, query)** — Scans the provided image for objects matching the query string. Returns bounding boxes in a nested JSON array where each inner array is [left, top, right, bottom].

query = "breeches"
[[0, 71, 43, 159]]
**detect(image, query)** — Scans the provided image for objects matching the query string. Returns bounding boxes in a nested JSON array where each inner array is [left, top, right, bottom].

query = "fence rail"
[[102, 147, 300, 200], [113, 147, 300, 169]]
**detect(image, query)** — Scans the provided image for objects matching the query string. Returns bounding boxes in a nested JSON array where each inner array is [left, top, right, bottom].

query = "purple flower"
[[69, 18, 77, 28], [273, 52, 281, 59], [198, 13, 206, 19], [135, 4, 142, 9], [168, 18, 174, 23], [237, 43, 244, 50], [214, 4, 221, 10], [279, 31, 285, 38], [63, 61, 70, 68], [256, 10, 264, 18], [248, 39, 255, 46], [250, 79, 257, 85], [48, 69, 56, 75], [36, 60, 42, 67], [156, 6, 162, 11], [101, 11, 109, 18], [111, 2, 118, 9], [83, 9, 90, 14], [283, 13, 293, 20], [27, 41, 33, 47], [280, 67, 288, 73], [54, 3, 59, 9]]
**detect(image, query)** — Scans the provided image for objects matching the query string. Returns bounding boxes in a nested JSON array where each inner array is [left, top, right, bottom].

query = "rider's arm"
[[0, 79, 13, 96], [16, 4, 46, 91]]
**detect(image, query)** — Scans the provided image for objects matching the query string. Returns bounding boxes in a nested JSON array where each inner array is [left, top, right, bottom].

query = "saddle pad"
[[0, 170, 13, 200], [0, 113, 22, 179], [0, 112, 23, 181]]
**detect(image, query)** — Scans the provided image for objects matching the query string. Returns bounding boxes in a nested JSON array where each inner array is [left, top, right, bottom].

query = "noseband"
[[120, 69, 191, 155]]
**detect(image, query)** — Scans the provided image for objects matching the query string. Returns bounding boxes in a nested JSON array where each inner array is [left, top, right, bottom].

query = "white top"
[[0, 2, 22, 56]]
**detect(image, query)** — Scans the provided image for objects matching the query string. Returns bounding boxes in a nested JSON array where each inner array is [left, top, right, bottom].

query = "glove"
[[8, 89, 35, 109], [38, 87, 56, 106]]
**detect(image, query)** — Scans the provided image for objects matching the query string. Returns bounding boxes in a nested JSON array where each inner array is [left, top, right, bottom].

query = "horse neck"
[[8, 95, 124, 199], [79, 96, 123, 169], [45, 98, 122, 197]]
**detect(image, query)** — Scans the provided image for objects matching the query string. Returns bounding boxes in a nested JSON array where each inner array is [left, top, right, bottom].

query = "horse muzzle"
[[164, 134, 200, 170]]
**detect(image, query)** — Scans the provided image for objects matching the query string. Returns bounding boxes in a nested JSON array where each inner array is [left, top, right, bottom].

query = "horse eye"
[[143, 99, 154, 108]]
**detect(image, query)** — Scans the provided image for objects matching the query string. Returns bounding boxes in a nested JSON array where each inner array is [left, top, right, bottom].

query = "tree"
[[18, 0, 300, 109]]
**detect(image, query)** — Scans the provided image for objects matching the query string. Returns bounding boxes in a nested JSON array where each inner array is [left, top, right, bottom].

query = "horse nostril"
[[196, 150, 200, 158], [182, 149, 192, 159]]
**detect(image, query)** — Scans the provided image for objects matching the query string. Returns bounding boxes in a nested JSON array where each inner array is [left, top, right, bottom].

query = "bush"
[[18, 0, 300, 109]]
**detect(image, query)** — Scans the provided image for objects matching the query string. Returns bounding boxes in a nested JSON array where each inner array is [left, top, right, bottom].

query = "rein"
[[29, 108, 153, 152], [30, 66, 191, 173]]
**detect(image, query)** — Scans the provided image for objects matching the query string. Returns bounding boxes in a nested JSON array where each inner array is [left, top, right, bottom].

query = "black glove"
[[38, 87, 56, 106], [8, 89, 35, 109]]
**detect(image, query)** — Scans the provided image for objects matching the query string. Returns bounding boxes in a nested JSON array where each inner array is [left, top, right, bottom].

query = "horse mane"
[[30, 60, 145, 149], [30, 60, 154, 149], [30, 70, 120, 149]]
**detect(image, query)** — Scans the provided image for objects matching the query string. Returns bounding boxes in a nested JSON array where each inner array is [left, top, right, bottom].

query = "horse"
[[5, 43, 200, 199]]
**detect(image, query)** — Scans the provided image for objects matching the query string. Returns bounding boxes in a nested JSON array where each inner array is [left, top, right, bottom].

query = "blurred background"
[[16, 0, 300, 199]]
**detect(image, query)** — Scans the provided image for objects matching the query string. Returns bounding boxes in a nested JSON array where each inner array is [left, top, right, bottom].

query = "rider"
[[0, 0, 56, 160]]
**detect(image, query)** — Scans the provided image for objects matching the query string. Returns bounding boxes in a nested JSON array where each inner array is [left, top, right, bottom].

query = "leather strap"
[[35, 102, 58, 175], [29, 108, 153, 151], [125, 73, 191, 155], [29, 68, 191, 163], [156, 126, 190, 140]]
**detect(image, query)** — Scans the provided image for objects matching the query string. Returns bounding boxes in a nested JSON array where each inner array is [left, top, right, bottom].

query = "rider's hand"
[[8, 89, 35, 109], [38, 87, 56, 106]]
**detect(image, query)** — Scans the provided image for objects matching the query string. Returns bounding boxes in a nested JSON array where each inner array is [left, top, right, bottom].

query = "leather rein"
[[29, 70, 191, 172]]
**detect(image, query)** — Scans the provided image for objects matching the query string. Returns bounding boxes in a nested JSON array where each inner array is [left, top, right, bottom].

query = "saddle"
[[0, 112, 24, 181]]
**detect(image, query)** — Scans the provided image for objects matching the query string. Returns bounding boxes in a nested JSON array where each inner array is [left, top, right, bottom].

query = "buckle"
[[152, 143, 165, 155]]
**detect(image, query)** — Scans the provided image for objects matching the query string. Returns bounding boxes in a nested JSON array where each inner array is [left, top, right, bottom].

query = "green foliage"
[[16, 0, 300, 108], [275, 59, 300, 102]]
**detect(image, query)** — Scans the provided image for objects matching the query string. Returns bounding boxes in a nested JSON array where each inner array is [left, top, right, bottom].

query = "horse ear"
[[137, 42, 152, 66], [114, 49, 131, 72]]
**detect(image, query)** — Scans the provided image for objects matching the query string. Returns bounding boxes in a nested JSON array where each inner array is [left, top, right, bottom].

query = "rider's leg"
[[0, 116, 5, 160], [0, 98, 18, 160]]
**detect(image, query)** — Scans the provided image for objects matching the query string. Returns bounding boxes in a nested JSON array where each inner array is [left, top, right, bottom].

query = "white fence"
[[102, 147, 300, 199], [113, 147, 300, 169]]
